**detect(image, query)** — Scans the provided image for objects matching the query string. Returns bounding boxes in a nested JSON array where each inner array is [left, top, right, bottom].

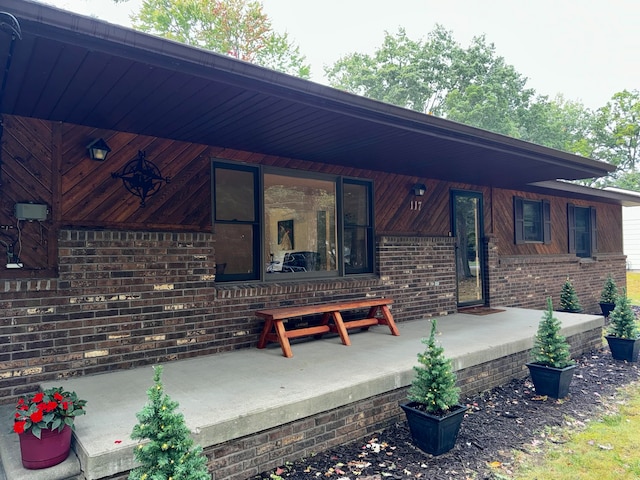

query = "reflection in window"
[[264, 173, 336, 275]]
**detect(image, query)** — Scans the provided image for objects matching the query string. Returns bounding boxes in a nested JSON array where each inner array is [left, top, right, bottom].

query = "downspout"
[[0, 12, 22, 188]]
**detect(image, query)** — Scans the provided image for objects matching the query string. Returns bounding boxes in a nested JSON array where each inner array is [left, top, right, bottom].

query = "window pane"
[[264, 174, 336, 275], [214, 224, 256, 275], [344, 183, 369, 226], [523, 201, 542, 241], [575, 207, 591, 257], [344, 227, 370, 272], [215, 169, 255, 222]]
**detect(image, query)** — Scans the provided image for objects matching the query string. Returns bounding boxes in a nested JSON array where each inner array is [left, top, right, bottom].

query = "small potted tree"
[[400, 319, 466, 456], [559, 277, 582, 313], [526, 297, 576, 399], [129, 366, 211, 480], [599, 274, 618, 317], [605, 290, 640, 362]]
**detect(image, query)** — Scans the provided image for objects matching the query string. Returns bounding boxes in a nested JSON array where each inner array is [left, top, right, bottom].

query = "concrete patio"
[[0, 307, 604, 480]]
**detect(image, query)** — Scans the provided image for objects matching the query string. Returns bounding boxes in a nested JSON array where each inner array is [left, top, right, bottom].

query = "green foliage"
[[407, 319, 460, 413], [530, 297, 574, 368], [607, 290, 640, 340], [600, 274, 618, 304], [132, 0, 310, 78], [129, 366, 210, 480], [559, 277, 582, 313]]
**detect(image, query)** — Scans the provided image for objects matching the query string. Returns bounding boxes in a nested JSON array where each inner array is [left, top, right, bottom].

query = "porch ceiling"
[[0, 0, 614, 189]]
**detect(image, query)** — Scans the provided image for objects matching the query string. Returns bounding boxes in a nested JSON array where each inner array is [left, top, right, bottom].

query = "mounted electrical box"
[[14, 203, 48, 221]]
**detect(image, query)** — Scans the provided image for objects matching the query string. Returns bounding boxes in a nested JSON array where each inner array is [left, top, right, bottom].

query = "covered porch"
[[0, 307, 603, 480]]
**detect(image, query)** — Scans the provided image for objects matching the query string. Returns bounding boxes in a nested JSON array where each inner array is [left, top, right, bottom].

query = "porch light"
[[412, 183, 427, 196], [87, 138, 111, 161]]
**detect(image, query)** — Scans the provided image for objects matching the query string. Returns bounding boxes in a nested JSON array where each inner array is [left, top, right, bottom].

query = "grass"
[[627, 271, 640, 305], [510, 382, 640, 479]]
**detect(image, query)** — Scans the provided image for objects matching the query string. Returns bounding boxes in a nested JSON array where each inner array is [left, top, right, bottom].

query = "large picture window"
[[213, 161, 374, 282], [514, 197, 551, 244]]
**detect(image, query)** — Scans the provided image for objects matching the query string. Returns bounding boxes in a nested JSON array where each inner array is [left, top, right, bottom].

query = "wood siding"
[[0, 115, 625, 281]]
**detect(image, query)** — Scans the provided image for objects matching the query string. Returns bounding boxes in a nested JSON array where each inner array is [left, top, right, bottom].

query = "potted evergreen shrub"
[[605, 290, 640, 362], [400, 319, 467, 456], [599, 274, 618, 317], [129, 366, 211, 480], [559, 277, 582, 313], [526, 297, 576, 399]]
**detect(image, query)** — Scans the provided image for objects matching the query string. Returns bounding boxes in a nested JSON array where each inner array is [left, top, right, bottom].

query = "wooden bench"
[[256, 298, 398, 358]]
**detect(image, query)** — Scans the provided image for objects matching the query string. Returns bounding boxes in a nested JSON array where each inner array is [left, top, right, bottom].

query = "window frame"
[[212, 160, 374, 282], [514, 196, 551, 244]]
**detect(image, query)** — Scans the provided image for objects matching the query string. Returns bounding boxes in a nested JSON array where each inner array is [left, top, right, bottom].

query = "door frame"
[[450, 189, 486, 307]]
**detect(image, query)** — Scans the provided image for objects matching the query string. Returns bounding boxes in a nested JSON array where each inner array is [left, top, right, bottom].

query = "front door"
[[451, 191, 485, 307]]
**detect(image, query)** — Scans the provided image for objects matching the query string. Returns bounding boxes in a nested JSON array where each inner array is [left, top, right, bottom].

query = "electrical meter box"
[[14, 203, 48, 221]]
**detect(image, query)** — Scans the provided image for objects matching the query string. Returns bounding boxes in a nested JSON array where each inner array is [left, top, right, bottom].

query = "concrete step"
[[0, 405, 82, 480]]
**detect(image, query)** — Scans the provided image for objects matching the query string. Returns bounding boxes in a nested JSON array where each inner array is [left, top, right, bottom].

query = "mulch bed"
[[252, 345, 640, 479]]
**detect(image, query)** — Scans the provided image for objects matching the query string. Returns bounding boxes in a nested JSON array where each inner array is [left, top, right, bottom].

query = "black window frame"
[[514, 196, 551, 244], [568, 203, 597, 257], [212, 160, 374, 282]]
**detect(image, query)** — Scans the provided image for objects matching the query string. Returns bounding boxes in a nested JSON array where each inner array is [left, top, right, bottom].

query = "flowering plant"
[[13, 387, 87, 438]]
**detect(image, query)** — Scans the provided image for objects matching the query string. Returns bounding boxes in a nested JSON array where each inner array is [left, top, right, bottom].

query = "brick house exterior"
[[0, 0, 638, 406]]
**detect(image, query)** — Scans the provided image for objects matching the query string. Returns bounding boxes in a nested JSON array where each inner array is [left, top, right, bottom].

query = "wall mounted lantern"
[[111, 150, 170, 207], [87, 138, 111, 161], [412, 183, 427, 196]]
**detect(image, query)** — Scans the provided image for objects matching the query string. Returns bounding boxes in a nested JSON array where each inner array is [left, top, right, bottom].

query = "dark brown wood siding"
[[492, 188, 622, 256], [0, 115, 624, 279]]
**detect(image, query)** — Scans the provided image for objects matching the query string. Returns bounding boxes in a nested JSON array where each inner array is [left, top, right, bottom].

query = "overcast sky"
[[42, 0, 640, 109]]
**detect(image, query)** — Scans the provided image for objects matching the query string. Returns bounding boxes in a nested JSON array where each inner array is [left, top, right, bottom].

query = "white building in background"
[[624, 206, 640, 270]]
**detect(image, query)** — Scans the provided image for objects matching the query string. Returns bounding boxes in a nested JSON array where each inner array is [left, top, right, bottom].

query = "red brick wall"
[[0, 231, 456, 400]]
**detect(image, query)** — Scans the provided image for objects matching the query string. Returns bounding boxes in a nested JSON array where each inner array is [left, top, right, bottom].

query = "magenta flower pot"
[[19, 425, 72, 469]]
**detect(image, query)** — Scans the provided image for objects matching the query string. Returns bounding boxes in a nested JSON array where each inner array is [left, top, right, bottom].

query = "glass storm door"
[[451, 191, 485, 307]]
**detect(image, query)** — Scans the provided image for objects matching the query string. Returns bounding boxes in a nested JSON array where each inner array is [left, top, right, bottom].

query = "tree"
[[129, 366, 210, 480], [326, 27, 534, 136], [589, 90, 640, 189], [407, 319, 460, 414], [559, 277, 582, 313], [325, 25, 463, 117], [444, 34, 534, 137], [517, 95, 595, 156], [530, 297, 573, 368], [131, 0, 310, 78]]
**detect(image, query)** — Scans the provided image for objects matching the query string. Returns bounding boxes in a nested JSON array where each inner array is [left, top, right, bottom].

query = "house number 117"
[[410, 200, 422, 211]]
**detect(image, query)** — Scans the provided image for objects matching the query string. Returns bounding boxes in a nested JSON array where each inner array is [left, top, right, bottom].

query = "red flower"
[[45, 401, 58, 412], [53, 392, 64, 401], [32, 392, 44, 403], [62, 401, 69, 410], [29, 410, 43, 423], [13, 421, 26, 434]]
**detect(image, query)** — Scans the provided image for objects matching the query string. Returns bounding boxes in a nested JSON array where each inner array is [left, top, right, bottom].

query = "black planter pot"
[[599, 302, 616, 318], [526, 363, 576, 399], [605, 335, 640, 362], [400, 402, 467, 456]]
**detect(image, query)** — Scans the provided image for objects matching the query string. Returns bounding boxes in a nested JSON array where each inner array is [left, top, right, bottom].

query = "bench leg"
[[331, 311, 351, 346], [257, 319, 273, 349], [273, 320, 294, 358], [369, 305, 400, 336]]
